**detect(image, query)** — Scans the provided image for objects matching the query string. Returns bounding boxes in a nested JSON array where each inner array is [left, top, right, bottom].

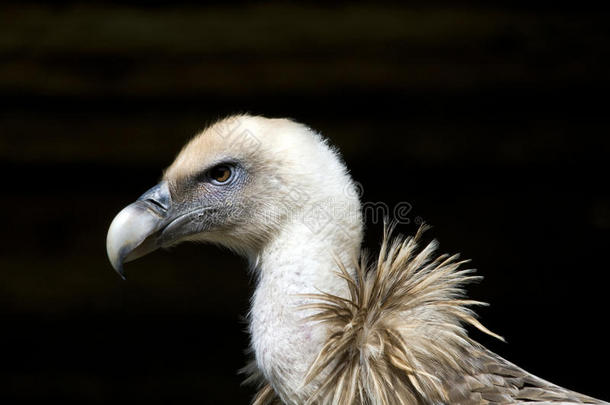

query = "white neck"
[[249, 210, 362, 402]]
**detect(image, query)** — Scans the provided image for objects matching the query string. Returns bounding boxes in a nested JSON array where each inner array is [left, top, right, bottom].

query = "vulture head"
[[107, 114, 363, 278]]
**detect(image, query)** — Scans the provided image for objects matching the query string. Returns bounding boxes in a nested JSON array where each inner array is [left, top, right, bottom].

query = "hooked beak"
[[106, 181, 172, 279]]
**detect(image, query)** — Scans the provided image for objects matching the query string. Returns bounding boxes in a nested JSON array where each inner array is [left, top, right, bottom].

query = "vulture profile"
[[107, 115, 606, 404]]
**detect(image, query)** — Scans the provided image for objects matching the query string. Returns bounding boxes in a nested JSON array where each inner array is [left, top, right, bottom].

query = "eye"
[[208, 164, 233, 184]]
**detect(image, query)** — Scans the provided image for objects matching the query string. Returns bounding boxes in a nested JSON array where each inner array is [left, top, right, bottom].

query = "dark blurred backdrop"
[[1, 1, 609, 403]]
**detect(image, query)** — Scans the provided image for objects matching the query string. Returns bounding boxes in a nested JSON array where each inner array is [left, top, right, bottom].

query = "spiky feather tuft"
[[298, 224, 496, 404]]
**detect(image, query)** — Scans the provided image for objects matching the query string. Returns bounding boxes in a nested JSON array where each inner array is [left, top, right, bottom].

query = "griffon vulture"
[[106, 115, 606, 404]]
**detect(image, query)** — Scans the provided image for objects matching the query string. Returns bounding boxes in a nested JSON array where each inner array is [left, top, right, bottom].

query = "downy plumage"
[[249, 225, 601, 404], [106, 115, 607, 404]]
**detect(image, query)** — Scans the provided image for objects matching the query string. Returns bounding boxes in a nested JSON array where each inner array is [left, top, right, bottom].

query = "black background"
[[1, 1, 609, 403]]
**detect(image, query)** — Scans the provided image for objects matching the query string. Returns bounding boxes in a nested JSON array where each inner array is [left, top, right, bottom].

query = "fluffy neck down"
[[249, 218, 360, 402], [246, 138, 364, 402]]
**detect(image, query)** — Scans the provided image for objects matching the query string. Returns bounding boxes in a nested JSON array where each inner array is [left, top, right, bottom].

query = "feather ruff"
[[300, 224, 499, 404], [248, 225, 605, 404]]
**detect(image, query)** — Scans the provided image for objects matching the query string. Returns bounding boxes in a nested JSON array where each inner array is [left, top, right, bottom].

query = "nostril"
[[137, 182, 171, 212], [146, 198, 167, 212]]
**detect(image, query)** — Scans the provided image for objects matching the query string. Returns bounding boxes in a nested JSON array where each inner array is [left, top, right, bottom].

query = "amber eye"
[[209, 165, 233, 184]]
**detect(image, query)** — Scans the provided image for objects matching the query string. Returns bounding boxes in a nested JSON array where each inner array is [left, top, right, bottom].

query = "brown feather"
[[249, 225, 606, 404]]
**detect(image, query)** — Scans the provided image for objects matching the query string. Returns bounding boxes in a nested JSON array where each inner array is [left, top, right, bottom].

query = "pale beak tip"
[[108, 247, 127, 280], [114, 262, 127, 280], [106, 182, 171, 280]]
